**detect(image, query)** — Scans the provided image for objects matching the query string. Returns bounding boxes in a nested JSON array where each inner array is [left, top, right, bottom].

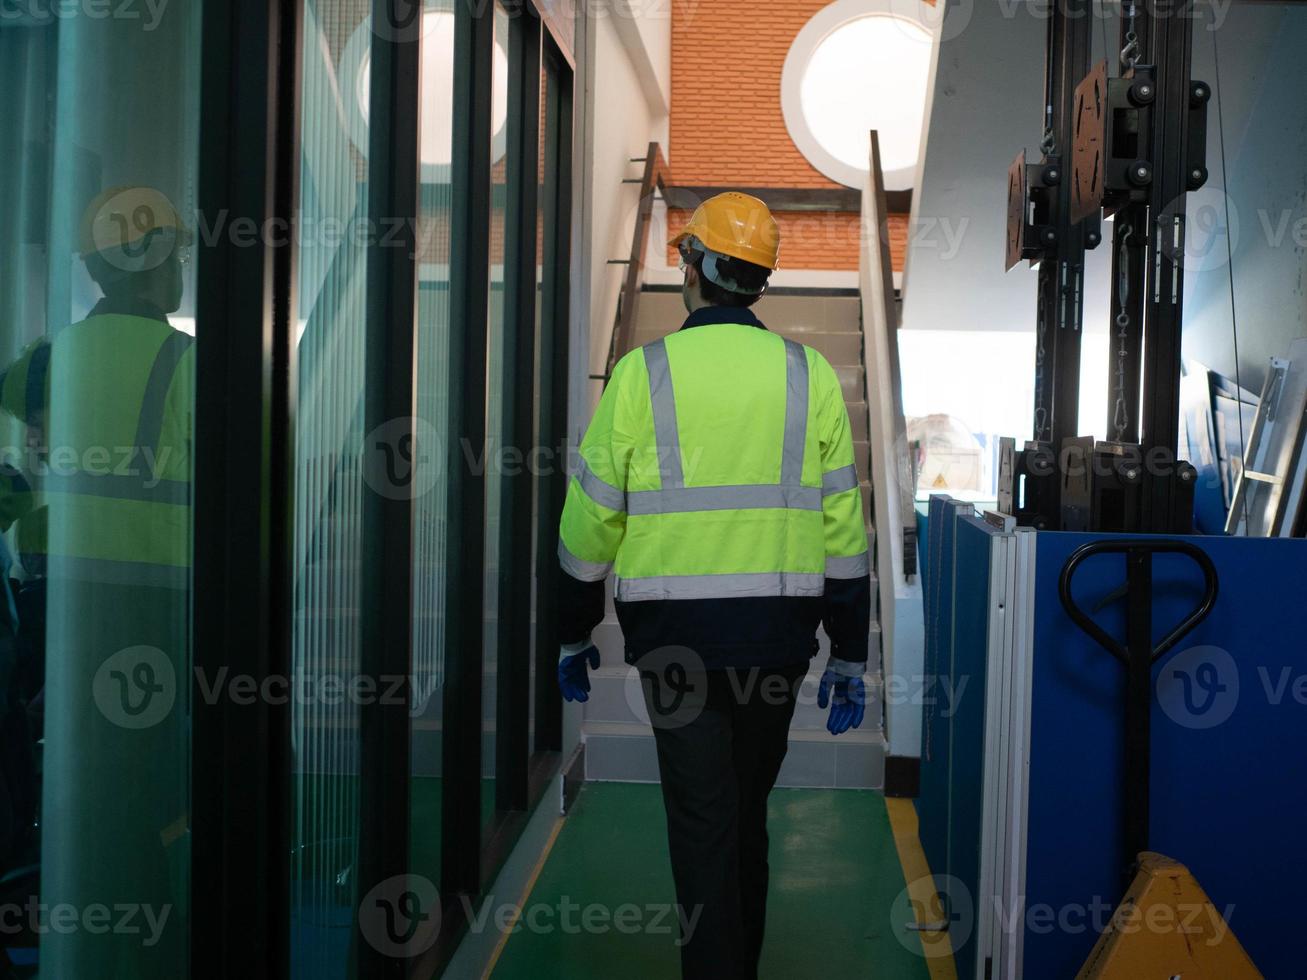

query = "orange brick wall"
[[672, 0, 845, 189], [669, 0, 929, 271]]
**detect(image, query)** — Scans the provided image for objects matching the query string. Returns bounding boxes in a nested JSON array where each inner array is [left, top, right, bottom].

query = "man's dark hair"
[[688, 250, 770, 308]]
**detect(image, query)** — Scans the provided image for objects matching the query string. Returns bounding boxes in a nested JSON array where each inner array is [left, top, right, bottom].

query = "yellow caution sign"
[[1077, 852, 1262, 979]]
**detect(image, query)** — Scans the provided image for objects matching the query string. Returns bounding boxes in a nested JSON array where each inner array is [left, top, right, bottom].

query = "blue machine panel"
[[916, 500, 1001, 980], [916, 496, 956, 878], [946, 516, 998, 980], [1023, 532, 1307, 977]]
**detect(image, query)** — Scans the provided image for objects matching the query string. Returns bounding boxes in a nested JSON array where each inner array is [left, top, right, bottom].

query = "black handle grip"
[[1058, 539, 1220, 664]]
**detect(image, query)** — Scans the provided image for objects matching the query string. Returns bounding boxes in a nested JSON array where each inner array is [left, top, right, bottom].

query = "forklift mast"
[[1003, 1, 1209, 534]]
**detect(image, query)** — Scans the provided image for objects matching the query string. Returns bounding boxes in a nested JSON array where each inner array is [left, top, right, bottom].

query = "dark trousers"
[[641, 661, 807, 980]]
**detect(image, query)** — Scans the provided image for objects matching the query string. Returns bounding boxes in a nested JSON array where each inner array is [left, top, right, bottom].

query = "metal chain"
[[1112, 225, 1134, 441], [1121, 1, 1140, 69], [1034, 298, 1049, 442]]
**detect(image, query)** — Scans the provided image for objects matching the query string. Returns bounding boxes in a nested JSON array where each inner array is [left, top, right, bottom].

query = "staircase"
[[581, 286, 888, 789]]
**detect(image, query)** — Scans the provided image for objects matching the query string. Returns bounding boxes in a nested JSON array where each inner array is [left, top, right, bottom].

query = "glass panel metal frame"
[[190, 0, 572, 974]]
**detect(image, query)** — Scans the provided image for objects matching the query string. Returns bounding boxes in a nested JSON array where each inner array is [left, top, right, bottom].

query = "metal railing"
[[859, 130, 918, 715]]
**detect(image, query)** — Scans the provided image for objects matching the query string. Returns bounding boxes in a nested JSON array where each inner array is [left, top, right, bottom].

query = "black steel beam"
[[1033, 0, 1094, 457], [1139, 1, 1200, 530]]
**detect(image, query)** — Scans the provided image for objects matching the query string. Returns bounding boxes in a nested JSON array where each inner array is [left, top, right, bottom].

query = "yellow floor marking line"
[[481, 814, 567, 980], [885, 797, 960, 980]]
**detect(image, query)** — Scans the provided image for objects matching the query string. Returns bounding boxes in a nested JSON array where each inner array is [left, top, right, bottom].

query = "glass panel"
[[482, 0, 511, 837], [290, 0, 371, 974], [411, 0, 457, 890], [0, 6, 202, 975]]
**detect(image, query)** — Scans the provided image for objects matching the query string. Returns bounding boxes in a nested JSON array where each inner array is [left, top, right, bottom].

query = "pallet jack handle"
[[1057, 539, 1220, 887], [1058, 539, 1219, 665]]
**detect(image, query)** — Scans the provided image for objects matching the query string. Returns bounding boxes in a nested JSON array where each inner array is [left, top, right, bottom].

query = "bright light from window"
[[799, 15, 930, 177], [357, 11, 509, 166]]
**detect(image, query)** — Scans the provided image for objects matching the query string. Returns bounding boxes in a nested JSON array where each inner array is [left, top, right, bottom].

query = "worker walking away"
[[556, 192, 871, 978]]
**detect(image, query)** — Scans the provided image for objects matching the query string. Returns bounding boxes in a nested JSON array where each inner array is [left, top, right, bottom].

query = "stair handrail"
[[603, 141, 670, 381], [859, 131, 918, 720]]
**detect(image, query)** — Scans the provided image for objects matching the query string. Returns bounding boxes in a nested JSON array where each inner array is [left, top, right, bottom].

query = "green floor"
[[490, 783, 933, 979]]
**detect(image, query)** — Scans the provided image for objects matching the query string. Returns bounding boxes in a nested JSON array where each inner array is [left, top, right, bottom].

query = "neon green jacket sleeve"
[[557, 352, 638, 581]]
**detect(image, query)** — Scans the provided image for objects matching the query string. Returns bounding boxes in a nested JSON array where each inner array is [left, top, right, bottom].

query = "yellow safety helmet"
[[78, 186, 192, 277], [669, 191, 781, 272]]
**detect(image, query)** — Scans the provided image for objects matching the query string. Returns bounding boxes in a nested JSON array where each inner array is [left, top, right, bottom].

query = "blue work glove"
[[558, 641, 600, 702], [817, 657, 867, 736]]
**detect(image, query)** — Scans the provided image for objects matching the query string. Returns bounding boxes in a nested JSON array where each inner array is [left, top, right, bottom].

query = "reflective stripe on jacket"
[[558, 305, 871, 669]]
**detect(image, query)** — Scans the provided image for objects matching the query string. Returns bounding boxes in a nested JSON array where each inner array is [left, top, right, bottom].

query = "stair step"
[[627, 325, 864, 372], [637, 327, 865, 367], [784, 330, 863, 367], [835, 364, 864, 401], [629, 290, 687, 337], [631, 289, 862, 335], [752, 293, 862, 333], [854, 441, 870, 484], [846, 401, 869, 443], [624, 291, 865, 397]]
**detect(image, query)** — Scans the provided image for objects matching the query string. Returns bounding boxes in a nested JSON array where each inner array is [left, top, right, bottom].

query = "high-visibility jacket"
[[0, 297, 193, 586], [558, 305, 871, 669]]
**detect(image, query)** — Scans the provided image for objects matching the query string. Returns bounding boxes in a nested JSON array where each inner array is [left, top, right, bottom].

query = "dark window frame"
[[192, 0, 573, 974], [493, 1, 544, 815], [480, 0, 574, 893], [422, 1, 574, 972], [191, 0, 302, 976], [532, 29, 573, 762], [355, 0, 423, 976]]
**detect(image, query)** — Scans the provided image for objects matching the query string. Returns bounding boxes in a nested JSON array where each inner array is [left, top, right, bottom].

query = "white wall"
[[610, 0, 671, 117], [905, 1, 1142, 421], [563, 0, 670, 756], [1184, 3, 1307, 395], [574, 1, 671, 426]]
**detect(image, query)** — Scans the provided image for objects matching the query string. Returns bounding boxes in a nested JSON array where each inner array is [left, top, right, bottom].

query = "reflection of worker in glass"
[[0, 186, 193, 976]]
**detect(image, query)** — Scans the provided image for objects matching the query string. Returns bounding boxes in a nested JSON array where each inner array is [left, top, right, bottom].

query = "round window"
[[341, 12, 509, 178], [781, 0, 934, 190]]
